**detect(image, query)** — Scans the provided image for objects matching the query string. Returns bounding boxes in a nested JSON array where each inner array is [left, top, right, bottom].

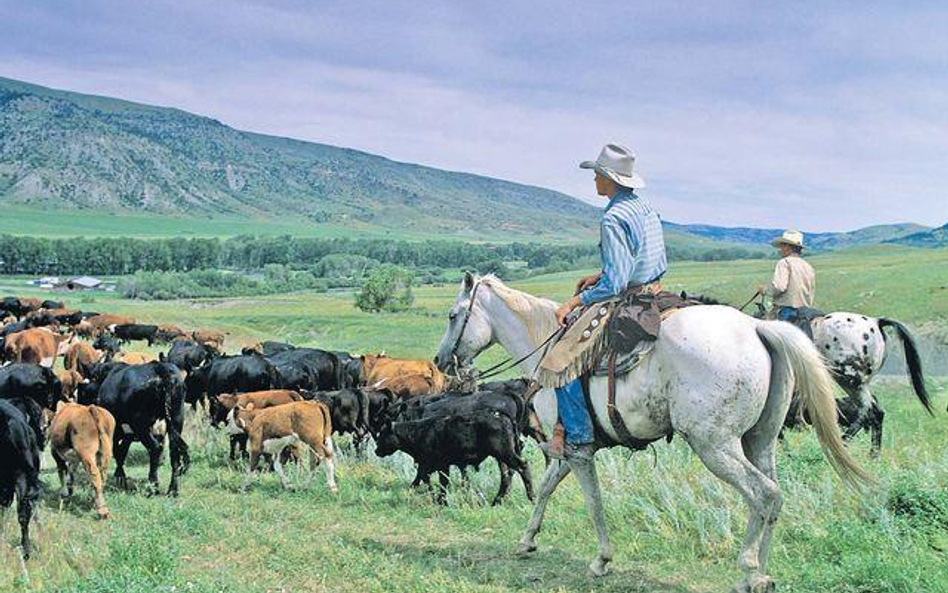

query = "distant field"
[[1, 245, 947, 592], [2, 206, 761, 256]]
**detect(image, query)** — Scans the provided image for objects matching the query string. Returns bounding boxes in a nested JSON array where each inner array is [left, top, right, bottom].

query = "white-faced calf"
[[232, 400, 337, 493]]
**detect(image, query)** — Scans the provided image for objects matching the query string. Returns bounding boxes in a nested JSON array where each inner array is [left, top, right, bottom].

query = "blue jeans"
[[555, 379, 594, 445]]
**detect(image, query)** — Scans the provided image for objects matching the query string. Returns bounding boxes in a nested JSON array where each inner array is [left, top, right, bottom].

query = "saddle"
[[775, 306, 825, 339], [579, 288, 701, 449]]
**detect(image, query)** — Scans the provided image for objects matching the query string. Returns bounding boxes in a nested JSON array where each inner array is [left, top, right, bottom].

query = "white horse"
[[434, 273, 870, 593]]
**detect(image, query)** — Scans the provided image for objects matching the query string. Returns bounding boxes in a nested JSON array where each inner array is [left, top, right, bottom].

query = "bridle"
[[445, 279, 566, 381], [445, 279, 483, 368]]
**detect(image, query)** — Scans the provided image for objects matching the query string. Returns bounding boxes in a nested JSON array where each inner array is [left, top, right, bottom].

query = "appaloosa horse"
[[434, 274, 870, 593], [804, 313, 932, 454]]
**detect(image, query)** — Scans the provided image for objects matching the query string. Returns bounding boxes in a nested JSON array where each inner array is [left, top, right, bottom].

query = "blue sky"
[[1, 0, 946, 231]]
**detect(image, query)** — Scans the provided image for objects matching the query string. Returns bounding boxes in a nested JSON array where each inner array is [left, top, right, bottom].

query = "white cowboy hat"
[[771, 229, 805, 249], [580, 143, 646, 189]]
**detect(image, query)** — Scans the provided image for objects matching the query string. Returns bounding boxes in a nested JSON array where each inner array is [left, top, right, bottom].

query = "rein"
[[737, 290, 763, 312]]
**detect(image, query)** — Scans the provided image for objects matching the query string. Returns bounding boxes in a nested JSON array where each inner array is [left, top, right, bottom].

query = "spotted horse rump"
[[794, 312, 933, 455]]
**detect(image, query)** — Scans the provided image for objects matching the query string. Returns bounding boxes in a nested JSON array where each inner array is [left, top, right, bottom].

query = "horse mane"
[[479, 275, 560, 346]]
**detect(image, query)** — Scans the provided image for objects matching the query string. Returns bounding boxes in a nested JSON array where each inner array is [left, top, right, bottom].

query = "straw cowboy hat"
[[772, 229, 805, 249], [580, 143, 646, 189]]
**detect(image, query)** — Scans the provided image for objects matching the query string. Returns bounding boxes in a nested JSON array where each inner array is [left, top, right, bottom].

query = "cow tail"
[[268, 362, 283, 389], [319, 400, 333, 439], [878, 318, 933, 414], [156, 364, 187, 454], [89, 405, 113, 473], [357, 388, 370, 435]]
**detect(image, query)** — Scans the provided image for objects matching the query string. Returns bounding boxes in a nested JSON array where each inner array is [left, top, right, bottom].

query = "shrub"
[[355, 264, 415, 312]]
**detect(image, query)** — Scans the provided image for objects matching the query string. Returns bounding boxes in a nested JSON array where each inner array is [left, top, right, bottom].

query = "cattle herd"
[[0, 295, 541, 560]]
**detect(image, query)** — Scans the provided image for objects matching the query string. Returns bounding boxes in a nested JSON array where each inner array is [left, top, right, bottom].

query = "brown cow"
[[64, 341, 104, 373], [18, 297, 42, 313], [233, 400, 337, 493], [87, 314, 136, 334], [360, 354, 447, 397], [156, 324, 187, 343], [217, 390, 303, 414], [75, 320, 95, 338], [192, 330, 225, 351], [56, 369, 85, 401], [115, 352, 156, 365], [4, 327, 71, 366], [219, 389, 303, 459], [50, 402, 116, 519]]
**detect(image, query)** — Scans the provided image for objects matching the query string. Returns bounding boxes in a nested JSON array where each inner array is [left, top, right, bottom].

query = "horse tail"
[[756, 321, 873, 490], [877, 318, 932, 415]]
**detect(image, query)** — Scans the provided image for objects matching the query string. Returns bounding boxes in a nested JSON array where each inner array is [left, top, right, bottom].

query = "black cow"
[[195, 354, 281, 421], [1, 297, 25, 318], [41, 300, 64, 310], [165, 339, 212, 372], [333, 351, 362, 389], [77, 311, 101, 320], [267, 348, 341, 393], [49, 310, 84, 326], [113, 323, 159, 346], [309, 388, 370, 439], [0, 363, 63, 410], [96, 362, 190, 496], [1, 313, 57, 337], [93, 333, 123, 357], [77, 361, 130, 405], [0, 400, 42, 559], [241, 341, 296, 357], [375, 381, 535, 505]]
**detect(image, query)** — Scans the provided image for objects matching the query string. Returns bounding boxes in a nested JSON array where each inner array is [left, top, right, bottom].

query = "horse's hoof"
[[514, 542, 537, 558], [732, 574, 775, 593], [749, 575, 775, 593], [588, 557, 611, 577]]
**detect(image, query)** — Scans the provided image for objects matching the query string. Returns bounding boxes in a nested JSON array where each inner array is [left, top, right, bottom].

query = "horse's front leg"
[[515, 458, 570, 556], [567, 454, 613, 576]]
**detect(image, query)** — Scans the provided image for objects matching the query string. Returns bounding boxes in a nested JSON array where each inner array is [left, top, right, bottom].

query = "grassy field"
[[1, 245, 947, 592]]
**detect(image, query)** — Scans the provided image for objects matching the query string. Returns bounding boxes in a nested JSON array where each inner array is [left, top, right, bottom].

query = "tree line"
[[0, 234, 767, 277]]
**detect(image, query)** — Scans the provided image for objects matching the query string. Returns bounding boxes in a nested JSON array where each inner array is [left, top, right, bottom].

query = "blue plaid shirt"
[[579, 188, 667, 306]]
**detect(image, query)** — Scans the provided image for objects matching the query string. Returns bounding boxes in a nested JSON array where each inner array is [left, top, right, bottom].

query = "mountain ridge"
[[1, 76, 941, 248]]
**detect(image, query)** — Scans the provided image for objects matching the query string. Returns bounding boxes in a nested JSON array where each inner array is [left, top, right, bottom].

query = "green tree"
[[355, 264, 415, 312]]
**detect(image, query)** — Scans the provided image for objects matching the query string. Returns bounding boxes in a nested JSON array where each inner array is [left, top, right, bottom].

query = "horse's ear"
[[463, 271, 475, 292]]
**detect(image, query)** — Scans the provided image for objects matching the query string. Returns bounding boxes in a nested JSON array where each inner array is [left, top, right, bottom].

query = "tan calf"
[[75, 320, 95, 338], [64, 340, 104, 372], [87, 314, 135, 334], [217, 389, 303, 413], [192, 329, 225, 351], [56, 369, 85, 401], [50, 403, 116, 518], [361, 354, 447, 398], [4, 327, 70, 366], [234, 401, 337, 493], [116, 351, 156, 365]]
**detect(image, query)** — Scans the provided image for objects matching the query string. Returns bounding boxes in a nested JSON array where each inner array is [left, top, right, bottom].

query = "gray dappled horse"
[[434, 274, 870, 593]]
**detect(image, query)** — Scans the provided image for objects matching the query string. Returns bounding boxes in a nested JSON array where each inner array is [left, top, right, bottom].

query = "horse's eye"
[[449, 311, 457, 320]]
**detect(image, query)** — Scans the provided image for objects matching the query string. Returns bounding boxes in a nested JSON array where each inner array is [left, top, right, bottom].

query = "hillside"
[[887, 222, 948, 248], [665, 221, 932, 250], [0, 76, 599, 239], [0, 76, 937, 250]]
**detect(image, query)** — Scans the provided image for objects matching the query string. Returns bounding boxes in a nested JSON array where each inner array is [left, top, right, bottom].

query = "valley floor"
[[1, 246, 947, 592]]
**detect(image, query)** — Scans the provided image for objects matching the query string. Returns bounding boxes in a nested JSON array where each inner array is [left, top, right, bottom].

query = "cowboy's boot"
[[544, 422, 566, 459]]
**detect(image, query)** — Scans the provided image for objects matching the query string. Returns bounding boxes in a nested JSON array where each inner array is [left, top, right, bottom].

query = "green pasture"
[[1, 245, 947, 592]]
